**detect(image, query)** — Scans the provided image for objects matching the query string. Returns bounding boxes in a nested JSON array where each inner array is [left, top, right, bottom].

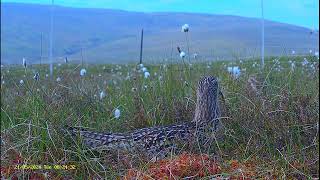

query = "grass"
[[1, 55, 319, 179]]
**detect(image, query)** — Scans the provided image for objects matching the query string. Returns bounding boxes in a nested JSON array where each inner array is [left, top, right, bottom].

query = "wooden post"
[[49, 0, 54, 78], [139, 29, 144, 64], [81, 47, 84, 66], [38, 33, 42, 75], [40, 33, 42, 66], [261, 0, 265, 69]]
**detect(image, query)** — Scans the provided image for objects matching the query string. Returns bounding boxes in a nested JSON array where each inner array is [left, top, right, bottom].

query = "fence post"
[[49, 0, 54, 78], [139, 29, 144, 64], [261, 0, 265, 69]]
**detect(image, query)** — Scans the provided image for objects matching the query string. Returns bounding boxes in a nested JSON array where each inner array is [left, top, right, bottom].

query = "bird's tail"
[[64, 125, 129, 150]]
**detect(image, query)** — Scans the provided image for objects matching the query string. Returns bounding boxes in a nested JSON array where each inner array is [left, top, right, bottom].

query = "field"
[[3, 3, 319, 64], [1, 56, 319, 179]]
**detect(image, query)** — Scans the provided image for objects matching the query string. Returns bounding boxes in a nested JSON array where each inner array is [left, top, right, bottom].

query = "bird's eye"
[[210, 76, 217, 82]]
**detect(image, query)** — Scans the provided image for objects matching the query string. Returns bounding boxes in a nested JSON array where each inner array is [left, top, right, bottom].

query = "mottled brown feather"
[[67, 76, 221, 157]]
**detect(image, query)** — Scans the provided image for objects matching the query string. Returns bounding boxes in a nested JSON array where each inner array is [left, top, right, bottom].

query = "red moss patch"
[[123, 152, 221, 180]]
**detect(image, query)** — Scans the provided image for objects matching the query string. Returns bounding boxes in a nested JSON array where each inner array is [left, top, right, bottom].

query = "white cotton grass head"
[[114, 108, 121, 119], [180, 51, 186, 59], [99, 91, 106, 100], [252, 62, 258, 68], [193, 53, 198, 59], [233, 67, 241, 78], [273, 58, 280, 65], [144, 71, 150, 79], [291, 50, 295, 55], [291, 62, 295, 70], [315, 51, 319, 57], [309, 64, 316, 73], [19, 79, 24, 84], [158, 75, 163, 81], [227, 66, 241, 78], [142, 67, 147, 72], [80, 68, 87, 76], [56, 77, 61, 82], [302, 58, 309, 66], [181, 24, 189, 32], [33, 72, 40, 81], [22, 58, 27, 68], [131, 87, 137, 92]]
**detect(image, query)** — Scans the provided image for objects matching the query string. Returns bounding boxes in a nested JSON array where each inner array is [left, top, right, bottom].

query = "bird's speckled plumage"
[[67, 76, 221, 158]]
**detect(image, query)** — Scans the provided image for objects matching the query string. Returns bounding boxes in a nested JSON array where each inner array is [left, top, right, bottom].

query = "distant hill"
[[1, 2, 319, 64]]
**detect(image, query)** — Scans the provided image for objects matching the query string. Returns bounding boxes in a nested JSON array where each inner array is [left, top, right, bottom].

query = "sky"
[[2, 0, 319, 29]]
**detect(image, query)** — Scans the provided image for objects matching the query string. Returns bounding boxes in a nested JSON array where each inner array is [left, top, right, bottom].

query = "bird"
[[177, 46, 182, 53], [66, 76, 222, 159]]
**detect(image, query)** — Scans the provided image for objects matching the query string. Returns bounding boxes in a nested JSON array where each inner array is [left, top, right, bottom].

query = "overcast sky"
[[2, 0, 319, 29]]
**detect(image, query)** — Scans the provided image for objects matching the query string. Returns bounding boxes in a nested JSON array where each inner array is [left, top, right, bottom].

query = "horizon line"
[[2, 1, 318, 30]]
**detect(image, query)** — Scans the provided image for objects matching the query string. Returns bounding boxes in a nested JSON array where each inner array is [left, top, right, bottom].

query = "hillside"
[[1, 3, 319, 64]]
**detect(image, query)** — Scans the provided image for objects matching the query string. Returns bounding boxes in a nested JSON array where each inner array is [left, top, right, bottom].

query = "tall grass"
[[1, 56, 319, 179]]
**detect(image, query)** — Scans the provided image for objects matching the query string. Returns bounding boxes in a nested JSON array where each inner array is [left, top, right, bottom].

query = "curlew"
[[67, 76, 222, 158]]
